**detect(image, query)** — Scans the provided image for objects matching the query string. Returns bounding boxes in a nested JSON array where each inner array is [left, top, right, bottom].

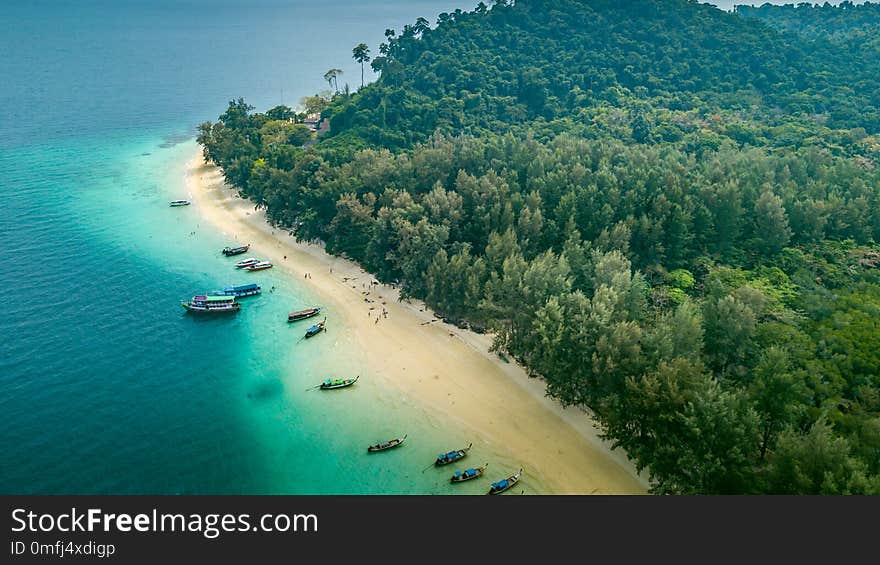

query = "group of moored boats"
[[181, 244, 324, 338], [180, 237, 524, 493], [365, 437, 523, 494], [180, 283, 262, 312], [307, 376, 521, 493]]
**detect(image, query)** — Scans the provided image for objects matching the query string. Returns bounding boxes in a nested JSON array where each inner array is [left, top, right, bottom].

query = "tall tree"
[[754, 188, 793, 256], [352, 43, 372, 88]]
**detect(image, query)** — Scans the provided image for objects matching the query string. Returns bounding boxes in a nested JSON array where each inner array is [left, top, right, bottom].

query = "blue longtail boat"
[[434, 443, 472, 466], [304, 318, 326, 338], [487, 468, 522, 495], [451, 463, 488, 483]]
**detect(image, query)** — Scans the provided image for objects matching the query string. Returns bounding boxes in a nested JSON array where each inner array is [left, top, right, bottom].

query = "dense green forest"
[[198, 0, 880, 494]]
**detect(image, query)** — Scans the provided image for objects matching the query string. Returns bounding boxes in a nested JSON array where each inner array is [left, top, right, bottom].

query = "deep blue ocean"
[[0, 0, 515, 494]]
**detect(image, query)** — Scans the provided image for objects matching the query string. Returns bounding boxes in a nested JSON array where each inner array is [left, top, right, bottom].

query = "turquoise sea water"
[[0, 0, 533, 494]]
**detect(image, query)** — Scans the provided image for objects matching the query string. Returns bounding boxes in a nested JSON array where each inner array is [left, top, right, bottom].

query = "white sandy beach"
[[186, 150, 648, 494]]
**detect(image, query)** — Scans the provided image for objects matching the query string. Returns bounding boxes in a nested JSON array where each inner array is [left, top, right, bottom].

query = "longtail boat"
[[304, 319, 326, 338], [434, 443, 472, 466], [487, 468, 522, 495], [288, 307, 321, 323], [244, 261, 273, 271], [234, 258, 261, 269], [319, 376, 358, 390], [169, 199, 190, 207], [210, 283, 261, 298], [181, 294, 240, 313], [451, 463, 488, 483], [367, 434, 407, 453], [222, 244, 250, 256]]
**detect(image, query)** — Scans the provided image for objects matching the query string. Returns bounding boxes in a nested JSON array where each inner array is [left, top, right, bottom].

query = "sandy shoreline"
[[186, 149, 648, 494]]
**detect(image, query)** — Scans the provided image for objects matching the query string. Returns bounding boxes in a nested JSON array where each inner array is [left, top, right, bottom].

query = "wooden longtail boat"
[[222, 244, 250, 256], [434, 443, 472, 466], [487, 469, 523, 495], [367, 434, 407, 453], [451, 463, 488, 483], [169, 199, 191, 207], [319, 376, 358, 390], [181, 294, 241, 313], [288, 307, 321, 323], [304, 319, 326, 338]]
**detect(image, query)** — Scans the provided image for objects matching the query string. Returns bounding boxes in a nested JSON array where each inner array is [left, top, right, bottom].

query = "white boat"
[[234, 257, 261, 269], [244, 261, 273, 272], [169, 200, 191, 207], [181, 294, 240, 313]]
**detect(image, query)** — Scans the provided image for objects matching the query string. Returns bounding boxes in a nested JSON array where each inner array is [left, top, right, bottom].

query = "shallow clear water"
[[0, 0, 533, 494]]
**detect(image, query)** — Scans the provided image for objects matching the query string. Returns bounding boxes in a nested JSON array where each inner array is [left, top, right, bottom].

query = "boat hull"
[[451, 466, 487, 483], [222, 245, 250, 256], [319, 377, 357, 390], [212, 286, 261, 298], [181, 302, 241, 313], [435, 443, 472, 466], [288, 308, 321, 322], [304, 325, 325, 338], [234, 258, 260, 269], [367, 436, 406, 452], [487, 471, 522, 495]]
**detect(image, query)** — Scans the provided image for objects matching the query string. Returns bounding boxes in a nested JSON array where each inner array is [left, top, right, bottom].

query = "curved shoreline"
[[185, 147, 648, 494]]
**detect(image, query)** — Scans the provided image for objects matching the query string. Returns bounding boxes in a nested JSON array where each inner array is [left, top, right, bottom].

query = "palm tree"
[[323, 68, 343, 93], [352, 43, 371, 89]]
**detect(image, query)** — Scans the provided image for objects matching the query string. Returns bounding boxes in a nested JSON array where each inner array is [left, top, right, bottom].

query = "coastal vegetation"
[[197, 0, 880, 494]]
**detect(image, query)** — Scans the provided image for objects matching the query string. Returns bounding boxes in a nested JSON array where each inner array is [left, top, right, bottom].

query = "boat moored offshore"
[[487, 468, 523, 495], [234, 258, 261, 269], [181, 294, 241, 313], [222, 244, 250, 256], [304, 319, 326, 338], [288, 307, 321, 323], [319, 376, 358, 390], [210, 283, 261, 298], [169, 199, 191, 207], [244, 261, 273, 271], [451, 463, 489, 483], [367, 434, 406, 453], [435, 443, 473, 466]]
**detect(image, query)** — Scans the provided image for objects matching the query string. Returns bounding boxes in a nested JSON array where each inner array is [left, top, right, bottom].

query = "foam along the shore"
[[187, 149, 648, 494]]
